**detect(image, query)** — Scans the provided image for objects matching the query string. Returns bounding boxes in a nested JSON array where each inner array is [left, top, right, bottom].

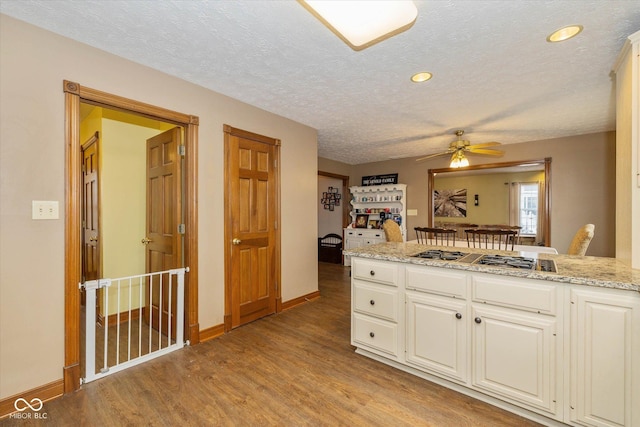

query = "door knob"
[[141, 237, 152, 245], [232, 238, 242, 245]]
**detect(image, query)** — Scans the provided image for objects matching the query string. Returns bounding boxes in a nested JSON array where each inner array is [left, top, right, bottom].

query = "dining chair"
[[414, 227, 457, 246], [567, 224, 595, 256], [465, 228, 518, 250], [382, 219, 404, 242]]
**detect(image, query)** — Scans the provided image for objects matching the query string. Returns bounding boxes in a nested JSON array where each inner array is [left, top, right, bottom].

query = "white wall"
[[0, 15, 318, 399], [317, 175, 344, 237]]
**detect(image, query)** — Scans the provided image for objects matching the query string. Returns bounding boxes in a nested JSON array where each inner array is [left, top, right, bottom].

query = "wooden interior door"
[[82, 132, 100, 306], [224, 125, 280, 329], [144, 127, 182, 336]]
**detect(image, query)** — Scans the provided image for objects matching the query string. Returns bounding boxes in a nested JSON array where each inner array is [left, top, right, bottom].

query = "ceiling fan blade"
[[467, 142, 501, 149], [415, 151, 452, 162], [466, 148, 505, 156]]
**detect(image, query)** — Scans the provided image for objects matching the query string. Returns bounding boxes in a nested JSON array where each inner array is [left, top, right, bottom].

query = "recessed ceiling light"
[[300, 1, 418, 51], [411, 72, 433, 83], [546, 25, 583, 43]]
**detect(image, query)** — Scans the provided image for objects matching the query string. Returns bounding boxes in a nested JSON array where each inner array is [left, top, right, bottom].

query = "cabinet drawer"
[[352, 259, 398, 286], [472, 275, 557, 315], [406, 266, 467, 298], [353, 281, 398, 321], [352, 313, 398, 356]]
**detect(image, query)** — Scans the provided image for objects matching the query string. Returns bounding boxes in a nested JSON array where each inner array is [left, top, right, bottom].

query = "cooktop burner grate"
[[477, 255, 536, 269], [414, 250, 468, 261]]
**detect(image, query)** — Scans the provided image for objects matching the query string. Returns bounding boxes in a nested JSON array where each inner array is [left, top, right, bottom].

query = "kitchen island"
[[344, 242, 640, 427]]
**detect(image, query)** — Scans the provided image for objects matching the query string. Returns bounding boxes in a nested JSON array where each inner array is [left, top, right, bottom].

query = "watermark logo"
[[10, 397, 47, 419]]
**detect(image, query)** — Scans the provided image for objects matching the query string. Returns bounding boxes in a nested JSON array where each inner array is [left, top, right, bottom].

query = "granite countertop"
[[343, 242, 640, 293]]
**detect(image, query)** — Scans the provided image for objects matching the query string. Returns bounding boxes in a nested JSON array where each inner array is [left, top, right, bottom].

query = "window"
[[518, 183, 538, 235]]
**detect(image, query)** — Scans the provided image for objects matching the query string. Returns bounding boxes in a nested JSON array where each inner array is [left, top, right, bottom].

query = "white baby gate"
[[81, 267, 188, 383]]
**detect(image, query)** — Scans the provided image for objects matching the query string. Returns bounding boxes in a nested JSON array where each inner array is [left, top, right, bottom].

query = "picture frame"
[[355, 213, 369, 228], [368, 219, 380, 229]]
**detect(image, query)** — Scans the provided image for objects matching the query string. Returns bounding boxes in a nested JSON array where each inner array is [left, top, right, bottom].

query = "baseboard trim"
[[199, 324, 225, 343], [281, 290, 320, 311], [0, 379, 64, 419]]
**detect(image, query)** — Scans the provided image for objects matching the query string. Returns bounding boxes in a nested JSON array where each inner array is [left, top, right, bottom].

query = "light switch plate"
[[407, 209, 418, 216], [32, 200, 59, 220]]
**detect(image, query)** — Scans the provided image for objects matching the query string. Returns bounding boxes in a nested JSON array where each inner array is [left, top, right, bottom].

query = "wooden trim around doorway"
[[63, 80, 200, 393]]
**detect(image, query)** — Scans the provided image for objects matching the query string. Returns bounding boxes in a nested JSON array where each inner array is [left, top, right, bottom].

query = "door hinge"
[[178, 145, 186, 156], [274, 158, 278, 168], [178, 223, 186, 234]]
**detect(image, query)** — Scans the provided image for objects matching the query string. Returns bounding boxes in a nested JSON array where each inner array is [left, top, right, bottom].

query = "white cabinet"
[[351, 259, 402, 360], [470, 274, 561, 418], [471, 305, 558, 416], [406, 291, 468, 383], [343, 228, 385, 266], [405, 266, 468, 383], [350, 257, 640, 426], [343, 184, 407, 265], [569, 287, 640, 427]]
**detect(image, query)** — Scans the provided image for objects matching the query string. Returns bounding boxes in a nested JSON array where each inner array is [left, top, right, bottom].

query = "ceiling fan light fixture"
[[300, 1, 418, 51], [546, 25, 583, 43], [411, 72, 433, 83], [450, 151, 469, 168]]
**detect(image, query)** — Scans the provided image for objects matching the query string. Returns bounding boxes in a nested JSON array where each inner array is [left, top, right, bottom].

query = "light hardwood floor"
[[5, 263, 541, 426]]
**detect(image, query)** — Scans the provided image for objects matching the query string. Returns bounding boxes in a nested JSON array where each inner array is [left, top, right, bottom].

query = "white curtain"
[[537, 181, 544, 243], [509, 182, 519, 227]]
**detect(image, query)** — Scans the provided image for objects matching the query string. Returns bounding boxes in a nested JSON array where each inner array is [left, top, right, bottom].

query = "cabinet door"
[[472, 305, 558, 416], [406, 292, 467, 383], [570, 288, 640, 427]]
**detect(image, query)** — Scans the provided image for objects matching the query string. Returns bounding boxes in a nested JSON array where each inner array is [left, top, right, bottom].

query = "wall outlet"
[[32, 200, 59, 220]]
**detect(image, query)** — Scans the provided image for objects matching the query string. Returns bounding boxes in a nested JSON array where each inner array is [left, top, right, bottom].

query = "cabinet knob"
[[369, 270, 375, 276], [369, 332, 375, 338], [474, 317, 482, 324], [370, 299, 375, 306], [455, 313, 462, 320]]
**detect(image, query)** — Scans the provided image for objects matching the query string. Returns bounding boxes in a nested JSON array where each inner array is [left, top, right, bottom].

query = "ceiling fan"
[[415, 130, 504, 167]]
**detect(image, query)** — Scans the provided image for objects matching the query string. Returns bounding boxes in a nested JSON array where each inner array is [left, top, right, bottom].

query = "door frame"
[[63, 80, 200, 393], [223, 124, 281, 332]]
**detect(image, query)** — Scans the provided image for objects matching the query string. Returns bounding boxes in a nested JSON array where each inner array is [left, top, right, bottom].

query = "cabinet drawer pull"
[[455, 312, 462, 320], [370, 270, 375, 276], [369, 332, 375, 338], [370, 299, 375, 306], [474, 317, 482, 324]]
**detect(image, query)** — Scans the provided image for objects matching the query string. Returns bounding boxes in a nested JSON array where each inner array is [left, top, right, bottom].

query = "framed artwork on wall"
[[355, 214, 369, 228]]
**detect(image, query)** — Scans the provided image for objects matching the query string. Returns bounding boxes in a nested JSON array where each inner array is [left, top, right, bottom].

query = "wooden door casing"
[[82, 133, 100, 282], [64, 80, 200, 394], [224, 125, 281, 330], [82, 132, 100, 307], [144, 127, 182, 337]]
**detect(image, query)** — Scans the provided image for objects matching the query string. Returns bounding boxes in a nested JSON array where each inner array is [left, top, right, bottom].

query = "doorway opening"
[[64, 80, 200, 393]]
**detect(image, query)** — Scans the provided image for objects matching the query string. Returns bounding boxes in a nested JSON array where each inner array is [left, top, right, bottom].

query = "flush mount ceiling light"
[[411, 72, 433, 83], [546, 25, 583, 43], [300, 1, 418, 51]]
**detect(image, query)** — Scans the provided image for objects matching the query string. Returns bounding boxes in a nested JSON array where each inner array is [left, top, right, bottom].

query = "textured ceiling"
[[1, 1, 639, 164]]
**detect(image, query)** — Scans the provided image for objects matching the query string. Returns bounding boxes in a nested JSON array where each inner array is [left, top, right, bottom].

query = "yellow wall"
[[0, 15, 318, 399], [434, 171, 544, 226]]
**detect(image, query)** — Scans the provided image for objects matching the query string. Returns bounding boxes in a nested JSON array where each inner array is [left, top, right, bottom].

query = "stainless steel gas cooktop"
[[413, 250, 557, 272]]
